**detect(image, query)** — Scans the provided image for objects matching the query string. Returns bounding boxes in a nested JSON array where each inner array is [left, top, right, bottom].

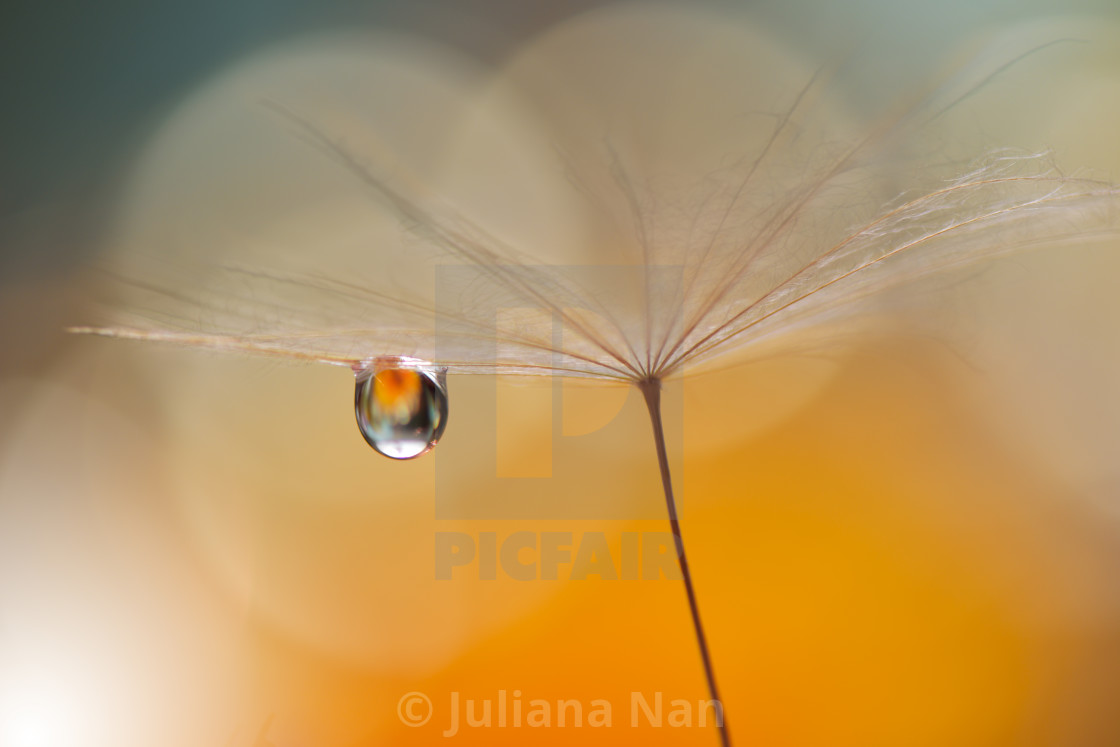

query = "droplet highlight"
[[354, 360, 448, 460]]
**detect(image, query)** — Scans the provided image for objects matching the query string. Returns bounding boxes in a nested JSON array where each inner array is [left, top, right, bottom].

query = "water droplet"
[[354, 359, 448, 460]]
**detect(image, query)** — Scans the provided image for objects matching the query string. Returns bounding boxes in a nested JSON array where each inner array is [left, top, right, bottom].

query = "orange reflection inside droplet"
[[374, 369, 423, 423]]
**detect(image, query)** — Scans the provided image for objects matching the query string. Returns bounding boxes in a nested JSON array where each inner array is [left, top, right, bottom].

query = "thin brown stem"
[[638, 378, 731, 747]]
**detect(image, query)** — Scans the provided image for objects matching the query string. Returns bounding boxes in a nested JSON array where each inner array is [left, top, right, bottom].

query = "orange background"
[[4, 1, 1120, 746]]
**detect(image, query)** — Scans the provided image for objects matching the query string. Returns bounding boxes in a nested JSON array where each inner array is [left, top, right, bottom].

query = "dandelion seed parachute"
[[74, 8, 1120, 387]]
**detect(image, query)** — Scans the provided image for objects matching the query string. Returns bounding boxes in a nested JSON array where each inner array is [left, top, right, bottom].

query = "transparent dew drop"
[[354, 360, 449, 460]]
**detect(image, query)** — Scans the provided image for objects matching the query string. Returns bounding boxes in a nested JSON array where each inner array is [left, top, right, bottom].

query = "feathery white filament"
[[74, 6, 1120, 385]]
